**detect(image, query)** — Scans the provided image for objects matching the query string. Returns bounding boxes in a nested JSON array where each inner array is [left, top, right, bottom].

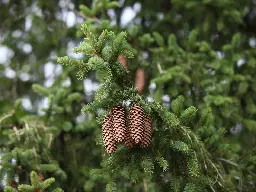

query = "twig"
[[48, 133, 53, 148], [13, 126, 20, 141], [143, 178, 148, 192], [157, 63, 164, 74], [201, 148, 207, 170], [25, 121, 30, 131], [217, 158, 238, 167], [207, 159, 224, 184], [210, 185, 216, 192], [180, 126, 192, 143]]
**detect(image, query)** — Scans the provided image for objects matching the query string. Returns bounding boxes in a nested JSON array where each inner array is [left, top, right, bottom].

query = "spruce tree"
[[1, 0, 256, 191]]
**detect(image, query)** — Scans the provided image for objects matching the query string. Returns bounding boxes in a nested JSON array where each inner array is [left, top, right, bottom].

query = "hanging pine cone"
[[117, 55, 128, 70], [102, 114, 117, 154], [128, 103, 145, 144], [135, 68, 145, 95], [140, 114, 152, 148], [124, 128, 135, 149], [112, 105, 127, 142]]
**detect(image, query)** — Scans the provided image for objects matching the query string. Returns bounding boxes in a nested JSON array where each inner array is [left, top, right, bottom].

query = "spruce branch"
[[57, 19, 235, 191], [5, 171, 62, 192]]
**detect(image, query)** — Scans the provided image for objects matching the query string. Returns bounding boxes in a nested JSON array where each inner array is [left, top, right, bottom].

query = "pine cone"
[[117, 55, 128, 70], [38, 171, 44, 183], [102, 114, 117, 154], [128, 103, 145, 144], [140, 114, 152, 148], [124, 128, 135, 149], [135, 68, 145, 95], [112, 105, 127, 142]]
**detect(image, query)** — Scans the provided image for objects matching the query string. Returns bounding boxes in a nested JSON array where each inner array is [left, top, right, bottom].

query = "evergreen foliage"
[[1, 0, 256, 191], [4, 171, 63, 192]]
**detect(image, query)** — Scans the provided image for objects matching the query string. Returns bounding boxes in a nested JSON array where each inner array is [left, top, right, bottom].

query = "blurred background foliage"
[[0, 0, 256, 191]]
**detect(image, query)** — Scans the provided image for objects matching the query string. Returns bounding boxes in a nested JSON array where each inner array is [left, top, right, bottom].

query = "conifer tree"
[[1, 0, 256, 191]]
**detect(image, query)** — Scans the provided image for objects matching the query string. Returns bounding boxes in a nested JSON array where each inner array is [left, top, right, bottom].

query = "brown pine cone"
[[124, 128, 135, 149], [117, 55, 128, 70], [128, 103, 145, 144], [112, 105, 127, 142], [140, 114, 152, 148], [135, 68, 145, 95], [38, 171, 44, 183], [102, 114, 117, 154]]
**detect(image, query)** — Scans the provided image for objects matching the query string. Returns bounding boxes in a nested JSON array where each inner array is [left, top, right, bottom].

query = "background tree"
[[0, 0, 255, 191]]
